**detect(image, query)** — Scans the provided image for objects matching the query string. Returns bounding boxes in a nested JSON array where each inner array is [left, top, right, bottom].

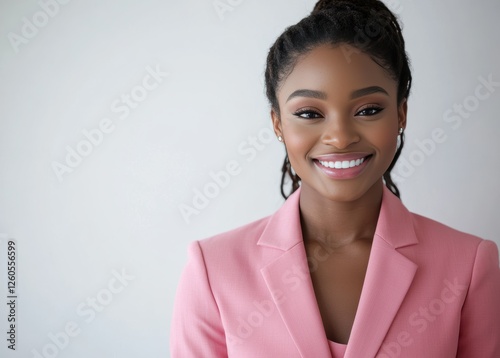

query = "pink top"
[[328, 340, 347, 357]]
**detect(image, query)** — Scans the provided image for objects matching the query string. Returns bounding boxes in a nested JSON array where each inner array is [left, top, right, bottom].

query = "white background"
[[0, 0, 499, 357]]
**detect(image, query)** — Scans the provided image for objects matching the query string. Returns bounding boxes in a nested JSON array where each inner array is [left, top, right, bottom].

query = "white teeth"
[[319, 157, 366, 169]]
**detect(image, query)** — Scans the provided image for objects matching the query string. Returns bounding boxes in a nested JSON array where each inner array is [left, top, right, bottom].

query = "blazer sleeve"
[[457, 239, 500, 357], [170, 241, 228, 358]]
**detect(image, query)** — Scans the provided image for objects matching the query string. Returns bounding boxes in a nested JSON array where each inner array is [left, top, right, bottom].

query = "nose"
[[321, 117, 361, 149]]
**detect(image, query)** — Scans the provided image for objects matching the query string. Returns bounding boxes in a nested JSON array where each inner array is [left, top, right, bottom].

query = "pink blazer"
[[170, 186, 500, 357]]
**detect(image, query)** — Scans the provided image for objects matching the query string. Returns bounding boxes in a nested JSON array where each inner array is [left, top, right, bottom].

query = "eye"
[[356, 106, 384, 116], [293, 108, 323, 119]]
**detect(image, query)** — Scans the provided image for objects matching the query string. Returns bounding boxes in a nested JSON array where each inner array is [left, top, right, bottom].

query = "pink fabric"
[[328, 340, 347, 357], [170, 186, 500, 357]]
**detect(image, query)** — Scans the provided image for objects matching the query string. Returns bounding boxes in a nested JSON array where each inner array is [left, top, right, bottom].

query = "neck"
[[298, 180, 384, 249]]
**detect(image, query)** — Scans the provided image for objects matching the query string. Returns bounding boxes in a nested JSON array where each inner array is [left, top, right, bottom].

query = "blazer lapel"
[[257, 186, 419, 358], [258, 189, 332, 358], [346, 187, 418, 357], [261, 245, 333, 357]]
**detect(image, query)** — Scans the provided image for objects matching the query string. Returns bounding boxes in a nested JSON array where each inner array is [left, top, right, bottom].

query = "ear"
[[398, 99, 408, 131], [271, 109, 283, 138]]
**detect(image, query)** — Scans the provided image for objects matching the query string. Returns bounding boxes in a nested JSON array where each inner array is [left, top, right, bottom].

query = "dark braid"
[[280, 154, 301, 200], [265, 0, 412, 199], [384, 131, 404, 198]]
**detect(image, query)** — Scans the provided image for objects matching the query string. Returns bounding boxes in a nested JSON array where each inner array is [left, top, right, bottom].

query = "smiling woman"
[[272, 44, 404, 204], [170, 0, 500, 357]]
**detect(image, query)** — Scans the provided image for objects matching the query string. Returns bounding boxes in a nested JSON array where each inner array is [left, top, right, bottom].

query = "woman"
[[171, 0, 500, 357]]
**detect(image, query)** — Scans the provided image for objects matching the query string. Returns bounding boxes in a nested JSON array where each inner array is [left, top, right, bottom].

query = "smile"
[[318, 158, 365, 169], [313, 154, 372, 179]]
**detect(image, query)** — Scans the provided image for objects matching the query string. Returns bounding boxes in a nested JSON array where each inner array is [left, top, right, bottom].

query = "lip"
[[313, 153, 373, 180]]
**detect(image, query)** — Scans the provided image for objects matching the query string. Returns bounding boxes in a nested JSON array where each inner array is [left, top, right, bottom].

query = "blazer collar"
[[257, 185, 419, 358], [257, 185, 419, 251], [257, 186, 303, 251], [375, 185, 419, 248]]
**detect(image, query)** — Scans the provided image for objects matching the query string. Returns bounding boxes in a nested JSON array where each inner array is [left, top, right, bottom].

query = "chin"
[[304, 177, 384, 203]]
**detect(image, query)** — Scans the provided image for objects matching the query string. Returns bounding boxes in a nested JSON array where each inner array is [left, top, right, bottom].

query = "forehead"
[[278, 44, 397, 100]]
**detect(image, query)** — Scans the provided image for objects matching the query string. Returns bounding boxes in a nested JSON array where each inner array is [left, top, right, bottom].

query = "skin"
[[271, 44, 407, 344]]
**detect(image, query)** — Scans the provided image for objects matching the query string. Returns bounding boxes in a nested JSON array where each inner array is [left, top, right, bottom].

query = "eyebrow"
[[286, 89, 327, 103], [350, 86, 389, 99], [285, 86, 389, 103]]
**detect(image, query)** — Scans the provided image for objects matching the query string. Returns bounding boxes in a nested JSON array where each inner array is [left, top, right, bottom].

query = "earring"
[[277, 136, 283, 142], [398, 127, 404, 135]]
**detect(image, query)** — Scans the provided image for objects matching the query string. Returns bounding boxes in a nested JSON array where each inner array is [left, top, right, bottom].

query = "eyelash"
[[357, 106, 384, 116], [293, 108, 322, 119], [293, 106, 384, 119]]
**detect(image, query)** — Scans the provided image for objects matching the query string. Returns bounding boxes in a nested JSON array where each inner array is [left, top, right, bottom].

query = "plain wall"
[[0, 0, 499, 357]]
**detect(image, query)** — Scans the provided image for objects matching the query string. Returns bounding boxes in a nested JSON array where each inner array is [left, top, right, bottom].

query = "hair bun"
[[312, 0, 378, 14]]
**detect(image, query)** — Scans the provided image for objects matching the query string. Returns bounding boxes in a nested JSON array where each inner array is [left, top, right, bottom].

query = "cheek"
[[367, 124, 399, 161], [282, 121, 318, 158], [381, 130, 398, 150]]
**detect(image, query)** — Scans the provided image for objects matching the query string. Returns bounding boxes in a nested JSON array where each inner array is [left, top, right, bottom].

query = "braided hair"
[[265, 0, 412, 199]]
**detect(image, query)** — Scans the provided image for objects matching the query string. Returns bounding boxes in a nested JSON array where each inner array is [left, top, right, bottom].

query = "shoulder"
[[198, 215, 271, 250], [188, 214, 273, 271], [381, 186, 487, 257], [186, 189, 302, 275], [410, 212, 483, 246], [406, 211, 499, 271]]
